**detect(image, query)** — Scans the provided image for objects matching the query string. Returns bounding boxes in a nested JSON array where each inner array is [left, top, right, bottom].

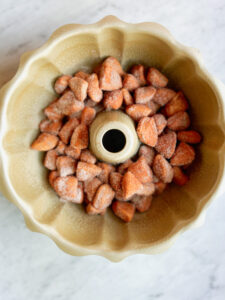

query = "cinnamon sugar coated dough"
[[31, 56, 202, 222]]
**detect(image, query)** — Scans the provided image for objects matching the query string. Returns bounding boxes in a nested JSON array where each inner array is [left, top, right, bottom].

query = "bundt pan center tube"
[[90, 110, 140, 164]]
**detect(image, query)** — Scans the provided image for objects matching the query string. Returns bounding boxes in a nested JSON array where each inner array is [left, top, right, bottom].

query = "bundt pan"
[[0, 16, 225, 262]]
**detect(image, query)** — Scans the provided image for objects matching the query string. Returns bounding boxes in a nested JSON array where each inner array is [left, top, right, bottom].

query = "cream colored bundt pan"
[[0, 16, 225, 261]]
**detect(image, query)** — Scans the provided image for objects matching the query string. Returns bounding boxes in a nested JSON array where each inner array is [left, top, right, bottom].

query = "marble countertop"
[[1, 1, 225, 299]]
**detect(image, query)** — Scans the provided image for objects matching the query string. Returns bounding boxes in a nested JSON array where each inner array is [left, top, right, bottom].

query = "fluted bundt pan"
[[0, 16, 225, 261]]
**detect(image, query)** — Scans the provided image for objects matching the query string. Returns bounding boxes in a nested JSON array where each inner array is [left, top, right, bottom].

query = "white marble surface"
[[0, 1, 225, 299]]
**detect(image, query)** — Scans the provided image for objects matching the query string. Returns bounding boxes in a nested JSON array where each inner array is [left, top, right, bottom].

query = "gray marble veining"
[[0, 0, 225, 299]]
